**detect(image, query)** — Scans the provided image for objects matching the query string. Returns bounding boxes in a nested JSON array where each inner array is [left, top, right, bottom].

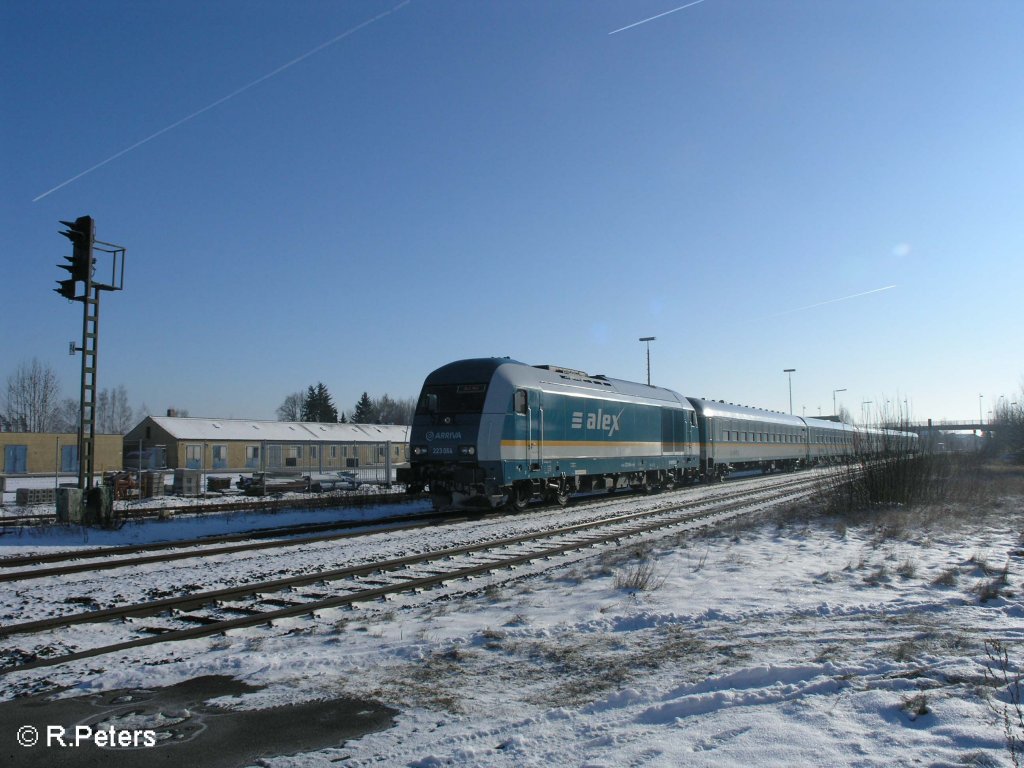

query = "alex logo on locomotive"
[[570, 408, 624, 437]]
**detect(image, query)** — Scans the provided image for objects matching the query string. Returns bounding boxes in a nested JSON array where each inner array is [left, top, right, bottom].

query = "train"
[[397, 357, 918, 510]]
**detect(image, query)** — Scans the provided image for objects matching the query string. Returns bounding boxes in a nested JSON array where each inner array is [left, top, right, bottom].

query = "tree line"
[[2, 360, 417, 435], [276, 383, 415, 425], [1, 358, 140, 434]]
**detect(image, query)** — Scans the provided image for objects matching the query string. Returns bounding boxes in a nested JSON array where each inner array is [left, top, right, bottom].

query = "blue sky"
[[3, 0, 1021, 424]]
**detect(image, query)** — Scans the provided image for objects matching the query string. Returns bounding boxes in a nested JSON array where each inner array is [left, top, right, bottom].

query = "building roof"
[[145, 416, 409, 443]]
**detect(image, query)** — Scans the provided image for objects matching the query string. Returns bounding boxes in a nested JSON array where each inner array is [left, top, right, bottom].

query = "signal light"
[[55, 278, 78, 300], [54, 215, 94, 301]]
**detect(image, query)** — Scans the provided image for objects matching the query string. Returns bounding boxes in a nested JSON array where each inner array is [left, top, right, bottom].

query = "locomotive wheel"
[[509, 483, 531, 512], [549, 487, 570, 507]]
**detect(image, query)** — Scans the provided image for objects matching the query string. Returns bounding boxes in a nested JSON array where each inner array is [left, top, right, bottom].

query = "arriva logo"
[[425, 431, 462, 442], [571, 409, 623, 437]]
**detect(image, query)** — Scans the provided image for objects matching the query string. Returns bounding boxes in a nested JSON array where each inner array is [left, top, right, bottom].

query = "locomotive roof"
[[424, 357, 525, 385], [425, 358, 693, 410]]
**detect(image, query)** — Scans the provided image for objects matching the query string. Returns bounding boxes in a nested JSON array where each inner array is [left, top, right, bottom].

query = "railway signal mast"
[[54, 215, 126, 501]]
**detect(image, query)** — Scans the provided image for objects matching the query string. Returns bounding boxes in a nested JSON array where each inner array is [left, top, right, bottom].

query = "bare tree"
[[52, 398, 80, 433], [96, 385, 134, 434], [3, 358, 61, 432], [374, 394, 416, 425], [989, 381, 1024, 461], [277, 391, 304, 421]]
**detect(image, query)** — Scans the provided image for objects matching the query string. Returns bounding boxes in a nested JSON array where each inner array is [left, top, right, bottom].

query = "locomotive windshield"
[[416, 383, 488, 415]]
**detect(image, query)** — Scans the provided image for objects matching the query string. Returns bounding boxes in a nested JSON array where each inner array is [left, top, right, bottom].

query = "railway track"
[[0, 471, 809, 581], [0, 474, 819, 675], [0, 488, 420, 528], [0, 501, 437, 581]]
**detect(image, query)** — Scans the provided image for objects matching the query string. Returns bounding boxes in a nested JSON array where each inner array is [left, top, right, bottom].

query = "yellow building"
[[123, 416, 409, 474], [0, 432, 124, 475]]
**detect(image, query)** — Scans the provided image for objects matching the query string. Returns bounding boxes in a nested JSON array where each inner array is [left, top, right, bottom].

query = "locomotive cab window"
[[417, 383, 488, 414], [514, 389, 528, 415]]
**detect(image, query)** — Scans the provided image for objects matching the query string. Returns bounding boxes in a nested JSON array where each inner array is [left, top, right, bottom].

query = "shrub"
[[614, 559, 664, 592]]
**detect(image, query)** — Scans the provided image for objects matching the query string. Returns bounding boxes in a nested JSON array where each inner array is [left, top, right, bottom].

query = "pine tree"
[[315, 382, 338, 422], [300, 382, 338, 422], [352, 392, 377, 423]]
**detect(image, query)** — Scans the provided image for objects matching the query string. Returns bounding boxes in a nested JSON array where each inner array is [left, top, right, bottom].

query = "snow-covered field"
[[2, 474, 1023, 767]]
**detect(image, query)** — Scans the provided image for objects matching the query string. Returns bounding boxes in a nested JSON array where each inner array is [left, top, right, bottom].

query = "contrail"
[[608, 0, 709, 35], [770, 285, 898, 317], [33, 0, 411, 202]]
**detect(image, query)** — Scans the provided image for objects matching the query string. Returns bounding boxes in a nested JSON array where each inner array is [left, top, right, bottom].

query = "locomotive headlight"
[[458, 445, 476, 456], [412, 445, 428, 456]]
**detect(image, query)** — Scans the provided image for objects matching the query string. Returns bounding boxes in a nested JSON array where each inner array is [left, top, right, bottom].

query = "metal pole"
[[833, 388, 846, 420], [784, 369, 796, 414], [639, 337, 656, 386]]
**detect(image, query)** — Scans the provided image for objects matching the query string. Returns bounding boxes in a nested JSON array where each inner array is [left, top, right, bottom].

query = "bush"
[[818, 452, 989, 518]]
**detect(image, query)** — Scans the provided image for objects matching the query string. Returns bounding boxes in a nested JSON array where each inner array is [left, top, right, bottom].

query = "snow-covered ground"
[[2, 478, 1023, 767]]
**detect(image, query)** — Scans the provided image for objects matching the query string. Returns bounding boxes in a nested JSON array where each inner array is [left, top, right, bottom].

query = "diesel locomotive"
[[398, 357, 917, 510]]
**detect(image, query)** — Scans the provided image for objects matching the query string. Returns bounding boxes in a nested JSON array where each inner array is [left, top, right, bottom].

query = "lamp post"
[[979, 394, 984, 425], [783, 369, 796, 414], [639, 337, 655, 386], [862, 400, 873, 425], [833, 388, 846, 420]]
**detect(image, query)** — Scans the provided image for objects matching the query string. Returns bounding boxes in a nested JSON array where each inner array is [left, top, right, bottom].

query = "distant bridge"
[[903, 420, 995, 433]]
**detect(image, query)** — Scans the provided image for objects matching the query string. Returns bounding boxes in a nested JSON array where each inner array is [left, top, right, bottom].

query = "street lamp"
[[639, 337, 656, 386], [862, 400, 873, 425], [783, 369, 796, 414], [979, 394, 984, 425], [833, 388, 846, 420]]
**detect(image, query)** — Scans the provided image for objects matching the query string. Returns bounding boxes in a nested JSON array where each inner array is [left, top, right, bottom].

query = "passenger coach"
[[399, 358, 701, 510], [687, 399, 808, 479]]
